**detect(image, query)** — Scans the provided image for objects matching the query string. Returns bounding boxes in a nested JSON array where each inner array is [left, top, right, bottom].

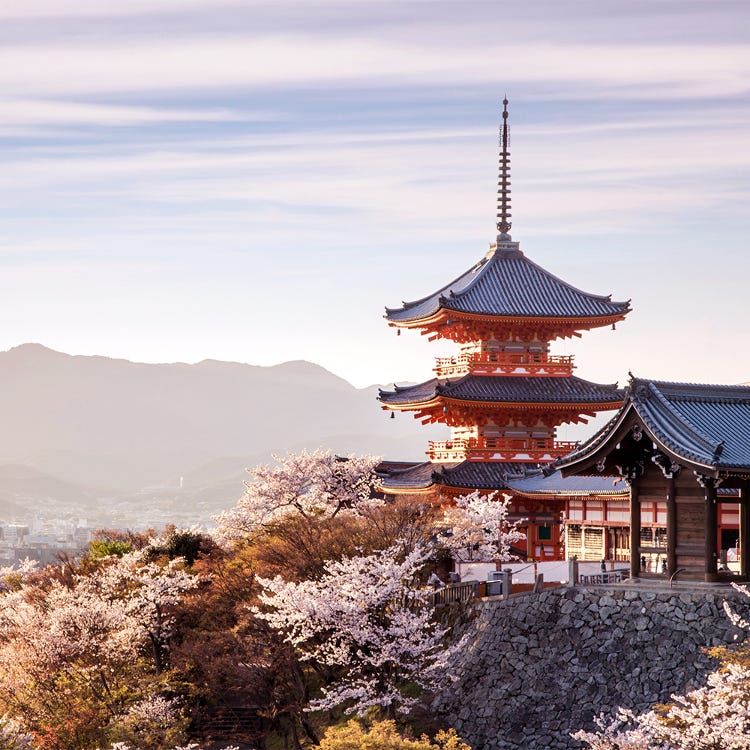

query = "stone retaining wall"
[[433, 585, 750, 750]]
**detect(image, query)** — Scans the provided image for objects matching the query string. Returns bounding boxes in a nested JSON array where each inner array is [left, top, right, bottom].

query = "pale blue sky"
[[2, 0, 749, 404]]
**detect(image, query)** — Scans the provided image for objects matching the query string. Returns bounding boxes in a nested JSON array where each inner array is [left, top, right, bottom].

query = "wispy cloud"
[[1, 1, 749, 388], [2, 36, 747, 98], [0, 100, 252, 127]]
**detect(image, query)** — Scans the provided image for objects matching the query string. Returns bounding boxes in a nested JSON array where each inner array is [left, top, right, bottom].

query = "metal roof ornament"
[[496, 97, 512, 241]]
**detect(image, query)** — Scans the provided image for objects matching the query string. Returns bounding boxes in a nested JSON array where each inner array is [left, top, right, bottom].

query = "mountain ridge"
[[0, 343, 439, 527]]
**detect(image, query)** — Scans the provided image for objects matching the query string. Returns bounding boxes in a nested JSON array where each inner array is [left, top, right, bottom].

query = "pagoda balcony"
[[434, 351, 575, 378], [427, 437, 580, 463]]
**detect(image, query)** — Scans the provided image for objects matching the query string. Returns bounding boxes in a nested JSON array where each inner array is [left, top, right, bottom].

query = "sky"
[[2, 0, 749, 402]]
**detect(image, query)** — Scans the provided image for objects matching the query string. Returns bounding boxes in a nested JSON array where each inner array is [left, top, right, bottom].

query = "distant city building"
[[0, 522, 91, 567]]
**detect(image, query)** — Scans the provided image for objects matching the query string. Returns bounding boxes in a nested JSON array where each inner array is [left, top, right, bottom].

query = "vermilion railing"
[[434, 351, 575, 377], [427, 437, 579, 462]]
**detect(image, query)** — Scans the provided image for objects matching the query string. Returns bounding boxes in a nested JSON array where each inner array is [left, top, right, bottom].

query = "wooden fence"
[[577, 568, 629, 585], [431, 579, 480, 606]]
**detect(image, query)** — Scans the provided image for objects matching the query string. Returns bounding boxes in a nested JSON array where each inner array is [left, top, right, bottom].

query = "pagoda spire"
[[496, 97, 512, 241]]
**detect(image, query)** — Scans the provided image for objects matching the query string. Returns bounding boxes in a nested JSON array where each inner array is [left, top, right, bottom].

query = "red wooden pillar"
[[526, 524, 534, 560]]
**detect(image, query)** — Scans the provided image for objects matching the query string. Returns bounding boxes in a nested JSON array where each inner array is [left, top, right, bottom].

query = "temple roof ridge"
[[556, 378, 750, 475], [635, 379, 720, 459], [383, 256, 489, 316], [379, 372, 623, 406], [631, 376, 750, 403], [376, 458, 629, 493], [385, 247, 631, 324]]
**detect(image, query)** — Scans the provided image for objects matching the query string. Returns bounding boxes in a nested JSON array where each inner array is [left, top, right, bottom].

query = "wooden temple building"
[[377, 100, 633, 561], [555, 378, 750, 582]]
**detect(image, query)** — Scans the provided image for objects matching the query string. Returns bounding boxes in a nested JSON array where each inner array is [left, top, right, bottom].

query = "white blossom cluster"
[[0, 558, 39, 588], [438, 490, 525, 562], [255, 544, 454, 715], [0, 714, 32, 750], [215, 449, 381, 539], [0, 548, 199, 739]]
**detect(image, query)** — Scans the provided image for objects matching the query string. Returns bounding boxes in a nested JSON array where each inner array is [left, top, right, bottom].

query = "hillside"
[[0, 344, 439, 527]]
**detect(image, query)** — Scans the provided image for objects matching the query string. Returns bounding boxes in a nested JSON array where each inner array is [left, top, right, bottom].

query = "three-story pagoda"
[[378, 101, 631, 560]]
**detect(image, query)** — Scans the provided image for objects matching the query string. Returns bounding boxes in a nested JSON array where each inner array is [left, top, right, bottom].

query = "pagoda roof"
[[385, 243, 630, 325], [379, 374, 623, 408], [556, 378, 750, 477], [376, 460, 534, 492], [376, 459, 628, 495], [436, 461, 539, 489]]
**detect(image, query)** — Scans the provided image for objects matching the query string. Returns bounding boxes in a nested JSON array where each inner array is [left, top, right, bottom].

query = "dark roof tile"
[[379, 374, 623, 407], [557, 378, 750, 473], [386, 244, 630, 323], [377, 459, 628, 495]]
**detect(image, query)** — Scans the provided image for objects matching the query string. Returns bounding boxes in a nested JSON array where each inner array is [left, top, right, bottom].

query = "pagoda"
[[377, 100, 631, 560]]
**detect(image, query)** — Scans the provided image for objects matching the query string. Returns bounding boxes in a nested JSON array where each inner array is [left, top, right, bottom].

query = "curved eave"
[[386, 307, 629, 331], [380, 395, 624, 412], [510, 487, 629, 499], [376, 481, 436, 495], [384, 257, 490, 323], [556, 399, 742, 480], [555, 402, 635, 476], [384, 247, 632, 325], [636, 414, 746, 478], [504, 470, 630, 498]]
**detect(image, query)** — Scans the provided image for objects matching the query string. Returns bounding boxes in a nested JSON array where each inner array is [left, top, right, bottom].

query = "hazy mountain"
[[0, 344, 438, 527]]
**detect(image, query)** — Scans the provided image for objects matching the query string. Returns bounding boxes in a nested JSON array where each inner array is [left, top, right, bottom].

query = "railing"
[[427, 437, 579, 462], [434, 351, 575, 377], [427, 438, 470, 461], [431, 580, 480, 607], [577, 569, 629, 585]]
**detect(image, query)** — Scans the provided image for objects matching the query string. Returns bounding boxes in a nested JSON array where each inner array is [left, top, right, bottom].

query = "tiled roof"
[[379, 374, 623, 407], [557, 378, 750, 474], [505, 470, 628, 496], [376, 461, 442, 490], [377, 460, 535, 491], [385, 244, 630, 323], [376, 459, 628, 495], [631, 380, 750, 470], [436, 461, 541, 488]]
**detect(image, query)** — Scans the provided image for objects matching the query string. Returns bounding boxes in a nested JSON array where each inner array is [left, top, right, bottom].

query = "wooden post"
[[740, 480, 750, 580], [629, 474, 641, 579], [568, 556, 579, 586], [666, 475, 677, 575], [501, 568, 513, 598], [526, 524, 534, 560], [705, 480, 719, 582]]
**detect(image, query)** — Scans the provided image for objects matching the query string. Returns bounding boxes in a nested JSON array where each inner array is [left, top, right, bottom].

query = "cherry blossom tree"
[[255, 544, 457, 718], [215, 450, 381, 541], [0, 547, 199, 749], [437, 490, 525, 562], [0, 714, 31, 750], [0, 558, 39, 592]]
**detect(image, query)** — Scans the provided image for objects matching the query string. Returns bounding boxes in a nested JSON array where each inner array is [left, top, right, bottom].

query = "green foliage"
[[89, 538, 132, 558], [315, 719, 471, 750], [155, 527, 217, 565]]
